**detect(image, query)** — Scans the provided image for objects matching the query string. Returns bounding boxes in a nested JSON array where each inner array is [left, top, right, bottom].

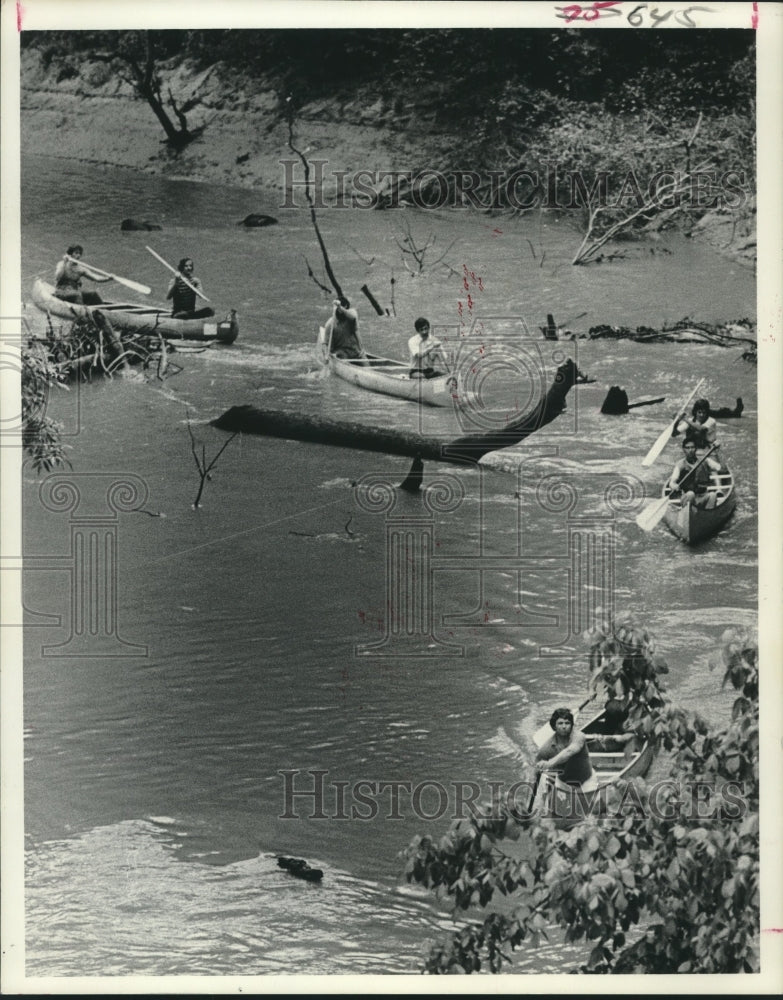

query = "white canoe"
[[318, 326, 461, 408], [31, 279, 239, 343], [532, 707, 654, 824]]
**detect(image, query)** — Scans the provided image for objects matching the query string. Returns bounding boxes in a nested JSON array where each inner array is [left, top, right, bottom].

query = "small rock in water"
[[277, 855, 324, 883], [120, 218, 162, 231], [238, 213, 278, 228]]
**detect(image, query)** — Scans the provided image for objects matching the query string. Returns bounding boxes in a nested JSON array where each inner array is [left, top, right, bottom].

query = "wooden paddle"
[[641, 378, 705, 467], [65, 255, 151, 296], [146, 246, 211, 302], [635, 443, 719, 533], [532, 695, 595, 748]]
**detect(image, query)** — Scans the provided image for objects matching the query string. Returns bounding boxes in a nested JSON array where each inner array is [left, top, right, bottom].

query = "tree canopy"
[[22, 27, 754, 116], [404, 618, 759, 974]]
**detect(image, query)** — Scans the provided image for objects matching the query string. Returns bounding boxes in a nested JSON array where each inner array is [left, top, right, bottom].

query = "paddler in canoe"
[[54, 244, 113, 305], [673, 396, 719, 451], [166, 257, 216, 320], [408, 317, 449, 379], [534, 708, 598, 793], [323, 297, 365, 360], [667, 437, 723, 509]]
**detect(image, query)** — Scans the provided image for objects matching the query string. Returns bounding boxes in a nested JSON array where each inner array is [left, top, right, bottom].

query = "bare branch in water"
[[187, 408, 238, 508], [286, 99, 345, 301]]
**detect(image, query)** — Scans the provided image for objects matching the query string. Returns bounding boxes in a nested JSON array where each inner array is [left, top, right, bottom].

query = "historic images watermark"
[[279, 769, 752, 823], [12, 472, 150, 657], [0, 315, 82, 449], [280, 160, 750, 212], [2, 315, 88, 635]]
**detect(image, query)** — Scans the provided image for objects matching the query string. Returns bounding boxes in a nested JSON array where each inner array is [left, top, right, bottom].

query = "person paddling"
[[674, 397, 718, 450], [166, 258, 215, 320], [667, 437, 722, 509], [408, 317, 448, 378], [535, 708, 597, 790], [54, 245, 112, 305], [324, 298, 365, 359]]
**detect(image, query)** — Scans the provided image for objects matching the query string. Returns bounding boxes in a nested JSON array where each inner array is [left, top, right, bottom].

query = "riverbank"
[[20, 48, 449, 202], [20, 46, 755, 269]]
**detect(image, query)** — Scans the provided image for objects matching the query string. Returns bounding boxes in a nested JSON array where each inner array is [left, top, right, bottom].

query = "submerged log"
[[710, 398, 744, 419], [277, 856, 323, 883], [600, 386, 666, 414], [398, 455, 424, 492], [212, 360, 587, 465]]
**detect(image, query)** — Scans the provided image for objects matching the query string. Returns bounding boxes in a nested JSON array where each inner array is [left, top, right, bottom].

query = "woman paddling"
[[54, 244, 112, 305], [166, 258, 215, 320]]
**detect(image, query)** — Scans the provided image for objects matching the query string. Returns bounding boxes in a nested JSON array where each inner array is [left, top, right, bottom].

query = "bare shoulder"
[[535, 735, 556, 759]]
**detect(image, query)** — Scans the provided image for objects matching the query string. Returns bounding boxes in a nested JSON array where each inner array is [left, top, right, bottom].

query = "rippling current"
[[20, 155, 756, 977]]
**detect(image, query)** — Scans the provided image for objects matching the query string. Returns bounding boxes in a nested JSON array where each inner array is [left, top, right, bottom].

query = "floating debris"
[[542, 314, 756, 349]]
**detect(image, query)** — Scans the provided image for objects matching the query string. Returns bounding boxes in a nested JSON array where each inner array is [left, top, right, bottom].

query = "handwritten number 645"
[[558, 3, 717, 26]]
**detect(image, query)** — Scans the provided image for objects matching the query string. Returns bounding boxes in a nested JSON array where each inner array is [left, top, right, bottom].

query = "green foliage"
[[21, 343, 70, 473], [584, 612, 671, 737], [22, 28, 754, 116], [404, 619, 759, 974]]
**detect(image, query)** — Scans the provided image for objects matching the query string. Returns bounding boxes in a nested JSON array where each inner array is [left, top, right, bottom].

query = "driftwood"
[[398, 455, 424, 492], [286, 107, 345, 302], [360, 284, 385, 316], [277, 856, 323, 883], [600, 387, 666, 415], [212, 360, 588, 466], [35, 312, 188, 383], [542, 313, 756, 349], [187, 410, 238, 508]]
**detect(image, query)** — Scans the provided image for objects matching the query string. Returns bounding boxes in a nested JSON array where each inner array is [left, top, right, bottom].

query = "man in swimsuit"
[[165, 258, 215, 320], [54, 245, 112, 305]]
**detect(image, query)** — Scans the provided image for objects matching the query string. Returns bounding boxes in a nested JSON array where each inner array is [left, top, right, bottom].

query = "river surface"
[[19, 154, 757, 978]]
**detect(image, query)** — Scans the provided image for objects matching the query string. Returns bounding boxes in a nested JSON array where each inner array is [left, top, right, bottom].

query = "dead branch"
[[156, 331, 168, 379], [394, 217, 448, 274], [286, 101, 345, 301], [572, 164, 715, 266], [303, 255, 333, 295], [187, 409, 238, 508]]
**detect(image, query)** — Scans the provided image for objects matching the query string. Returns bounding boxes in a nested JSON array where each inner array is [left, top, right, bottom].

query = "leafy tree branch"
[[404, 617, 759, 974]]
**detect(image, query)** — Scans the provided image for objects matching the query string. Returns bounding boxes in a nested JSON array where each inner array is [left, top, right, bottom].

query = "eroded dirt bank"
[[20, 48, 755, 268]]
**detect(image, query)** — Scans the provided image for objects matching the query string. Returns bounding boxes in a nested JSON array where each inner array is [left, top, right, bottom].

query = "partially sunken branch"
[[187, 409, 238, 508], [286, 100, 345, 301], [572, 162, 714, 266]]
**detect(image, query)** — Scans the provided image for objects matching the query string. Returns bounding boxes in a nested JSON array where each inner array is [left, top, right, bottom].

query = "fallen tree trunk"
[[212, 360, 586, 465]]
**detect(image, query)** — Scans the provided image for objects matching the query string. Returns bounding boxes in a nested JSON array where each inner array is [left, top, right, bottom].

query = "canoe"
[[533, 707, 654, 824], [662, 468, 736, 544], [318, 326, 460, 408], [31, 279, 239, 343]]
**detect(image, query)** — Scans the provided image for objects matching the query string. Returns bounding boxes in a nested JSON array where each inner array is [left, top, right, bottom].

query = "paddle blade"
[[641, 419, 676, 467], [635, 494, 671, 532], [66, 254, 151, 296], [642, 378, 706, 466], [532, 721, 552, 748], [111, 274, 151, 296]]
